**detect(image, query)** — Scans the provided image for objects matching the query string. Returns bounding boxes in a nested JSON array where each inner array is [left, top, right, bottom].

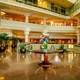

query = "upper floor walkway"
[[0, 19, 76, 33]]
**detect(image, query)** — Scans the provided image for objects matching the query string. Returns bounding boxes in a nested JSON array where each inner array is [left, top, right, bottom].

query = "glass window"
[[61, 8, 65, 15], [16, 0, 25, 3], [26, 0, 37, 4]]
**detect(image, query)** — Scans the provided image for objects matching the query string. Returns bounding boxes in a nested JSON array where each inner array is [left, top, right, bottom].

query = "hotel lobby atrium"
[[0, 0, 80, 80]]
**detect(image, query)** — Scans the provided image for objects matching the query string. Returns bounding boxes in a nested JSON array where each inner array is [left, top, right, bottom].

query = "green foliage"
[[19, 43, 26, 49], [59, 44, 64, 50], [58, 44, 68, 53], [0, 33, 9, 42], [11, 36, 19, 41]]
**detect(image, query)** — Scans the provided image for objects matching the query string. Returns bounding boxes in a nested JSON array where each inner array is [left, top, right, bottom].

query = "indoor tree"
[[0, 33, 9, 53]]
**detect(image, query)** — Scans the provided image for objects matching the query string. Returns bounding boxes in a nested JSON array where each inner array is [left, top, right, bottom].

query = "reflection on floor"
[[0, 51, 80, 80]]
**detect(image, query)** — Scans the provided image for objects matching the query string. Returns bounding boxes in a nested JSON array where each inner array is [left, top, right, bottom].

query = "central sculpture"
[[40, 32, 49, 64]]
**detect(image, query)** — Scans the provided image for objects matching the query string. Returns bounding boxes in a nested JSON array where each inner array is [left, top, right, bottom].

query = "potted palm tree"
[[0, 33, 9, 53], [11, 36, 19, 52], [19, 42, 27, 54], [58, 44, 67, 54]]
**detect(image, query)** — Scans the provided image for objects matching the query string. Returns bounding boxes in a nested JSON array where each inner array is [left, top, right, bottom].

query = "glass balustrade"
[[1, 19, 75, 33], [12, 0, 80, 16], [0, 0, 80, 17], [70, 0, 80, 13], [16, 0, 68, 16]]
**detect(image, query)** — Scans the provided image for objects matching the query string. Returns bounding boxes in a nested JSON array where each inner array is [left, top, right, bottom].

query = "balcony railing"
[[0, 0, 80, 17], [0, 0, 70, 19], [70, 0, 80, 13], [15, 0, 68, 16], [0, 19, 76, 32]]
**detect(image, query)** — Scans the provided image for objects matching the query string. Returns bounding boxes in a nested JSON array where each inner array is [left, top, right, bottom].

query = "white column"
[[24, 29, 30, 43], [77, 29, 80, 44], [0, 9, 2, 24], [25, 13, 31, 23], [71, 39, 73, 44], [25, 15, 29, 23], [74, 18, 80, 44], [43, 19, 46, 25], [43, 17, 47, 25]]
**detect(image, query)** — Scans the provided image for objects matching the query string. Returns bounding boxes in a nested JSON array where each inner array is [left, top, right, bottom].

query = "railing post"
[[0, 9, 1, 24]]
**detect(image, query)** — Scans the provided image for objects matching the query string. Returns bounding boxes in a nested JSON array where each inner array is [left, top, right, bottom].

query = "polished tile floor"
[[0, 51, 80, 80]]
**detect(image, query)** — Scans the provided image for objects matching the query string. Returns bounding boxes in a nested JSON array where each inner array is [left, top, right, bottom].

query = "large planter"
[[12, 42, 17, 48], [0, 33, 9, 53], [58, 45, 67, 54], [0, 44, 6, 53], [11, 37, 19, 52], [20, 48, 26, 54], [19, 42, 27, 54]]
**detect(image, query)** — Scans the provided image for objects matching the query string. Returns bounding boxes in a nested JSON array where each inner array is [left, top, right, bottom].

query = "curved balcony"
[[0, 0, 70, 19], [0, 19, 76, 33], [15, 0, 68, 16], [70, 0, 80, 16]]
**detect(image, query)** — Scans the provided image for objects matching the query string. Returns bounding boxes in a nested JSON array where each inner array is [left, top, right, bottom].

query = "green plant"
[[0, 33, 9, 52], [19, 42, 27, 54], [11, 36, 19, 48], [59, 44, 64, 50], [58, 44, 67, 53], [0, 33, 9, 42], [19, 42, 26, 49]]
